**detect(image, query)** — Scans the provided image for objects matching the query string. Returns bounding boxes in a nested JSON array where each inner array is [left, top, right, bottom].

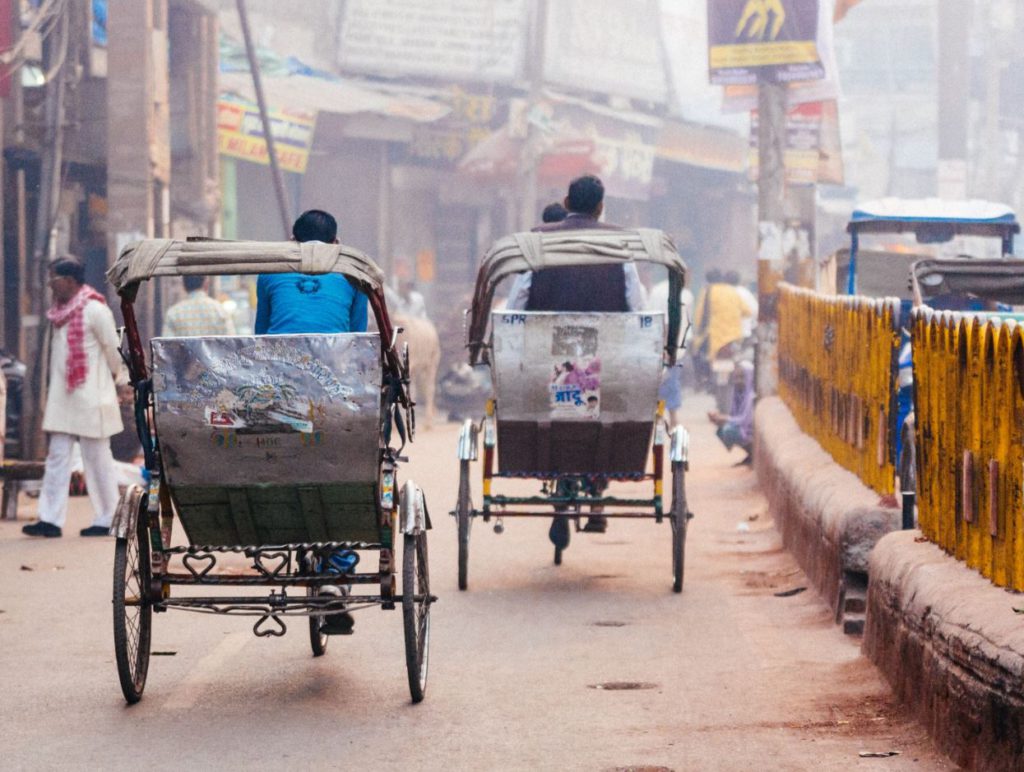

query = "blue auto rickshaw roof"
[[848, 198, 1020, 236]]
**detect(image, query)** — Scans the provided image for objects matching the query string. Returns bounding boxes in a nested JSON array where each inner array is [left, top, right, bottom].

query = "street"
[[0, 397, 951, 771]]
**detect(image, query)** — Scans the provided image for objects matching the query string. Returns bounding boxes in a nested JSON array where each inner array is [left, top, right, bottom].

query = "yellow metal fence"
[[777, 285, 901, 496], [911, 309, 1024, 590]]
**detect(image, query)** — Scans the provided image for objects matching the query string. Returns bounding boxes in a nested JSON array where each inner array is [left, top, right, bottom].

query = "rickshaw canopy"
[[842, 198, 1019, 295], [466, 228, 687, 365], [911, 258, 1024, 307], [107, 238, 386, 298]]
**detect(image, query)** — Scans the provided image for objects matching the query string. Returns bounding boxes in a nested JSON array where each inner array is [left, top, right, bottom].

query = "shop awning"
[[219, 71, 451, 124]]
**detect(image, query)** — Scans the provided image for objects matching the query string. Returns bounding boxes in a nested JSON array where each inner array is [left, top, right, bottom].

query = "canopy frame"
[[465, 228, 688, 366]]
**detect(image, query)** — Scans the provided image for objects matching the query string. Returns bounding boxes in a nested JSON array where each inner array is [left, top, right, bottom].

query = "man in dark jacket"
[[506, 175, 644, 312]]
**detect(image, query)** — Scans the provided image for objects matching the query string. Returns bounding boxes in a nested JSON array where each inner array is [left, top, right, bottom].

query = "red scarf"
[[47, 284, 107, 392]]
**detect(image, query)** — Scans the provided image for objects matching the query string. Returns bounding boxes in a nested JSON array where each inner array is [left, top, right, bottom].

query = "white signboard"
[[543, 0, 668, 103], [338, 0, 528, 84]]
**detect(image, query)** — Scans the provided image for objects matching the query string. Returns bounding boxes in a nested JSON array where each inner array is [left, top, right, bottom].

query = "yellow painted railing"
[[911, 309, 1024, 590], [777, 285, 901, 496]]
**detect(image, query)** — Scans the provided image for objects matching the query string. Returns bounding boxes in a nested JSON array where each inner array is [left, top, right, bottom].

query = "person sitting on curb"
[[708, 361, 755, 466]]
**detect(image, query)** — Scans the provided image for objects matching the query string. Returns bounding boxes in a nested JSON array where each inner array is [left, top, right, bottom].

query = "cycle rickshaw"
[[454, 228, 691, 592], [106, 238, 434, 704]]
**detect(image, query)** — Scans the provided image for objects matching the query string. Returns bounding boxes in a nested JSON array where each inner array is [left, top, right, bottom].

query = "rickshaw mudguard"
[[669, 426, 690, 468], [111, 484, 146, 539], [399, 480, 431, 535], [456, 419, 478, 461]]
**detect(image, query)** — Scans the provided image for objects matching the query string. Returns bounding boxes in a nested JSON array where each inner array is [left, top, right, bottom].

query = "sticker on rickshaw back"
[[549, 356, 601, 419]]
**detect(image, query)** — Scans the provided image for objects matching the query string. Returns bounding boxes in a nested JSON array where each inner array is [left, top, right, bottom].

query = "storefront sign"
[[708, 0, 824, 85], [217, 99, 316, 174], [338, 0, 528, 84], [544, 0, 667, 103], [540, 103, 660, 201]]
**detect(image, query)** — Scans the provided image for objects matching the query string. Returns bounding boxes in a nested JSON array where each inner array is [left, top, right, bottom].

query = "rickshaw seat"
[[150, 333, 383, 545]]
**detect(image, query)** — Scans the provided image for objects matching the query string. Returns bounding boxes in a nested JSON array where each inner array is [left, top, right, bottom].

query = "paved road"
[[1, 397, 951, 770]]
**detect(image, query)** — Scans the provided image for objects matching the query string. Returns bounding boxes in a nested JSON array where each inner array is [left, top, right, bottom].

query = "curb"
[[865, 530, 1024, 770], [754, 396, 899, 629]]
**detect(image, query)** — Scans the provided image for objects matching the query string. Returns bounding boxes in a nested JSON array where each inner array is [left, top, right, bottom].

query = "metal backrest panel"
[[152, 334, 382, 489], [491, 311, 663, 423]]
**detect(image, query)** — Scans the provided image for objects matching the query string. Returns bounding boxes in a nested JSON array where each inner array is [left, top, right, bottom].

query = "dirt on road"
[[0, 396, 953, 771]]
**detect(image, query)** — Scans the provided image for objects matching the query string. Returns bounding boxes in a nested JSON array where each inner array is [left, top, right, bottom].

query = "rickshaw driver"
[[505, 174, 645, 549], [254, 209, 368, 635]]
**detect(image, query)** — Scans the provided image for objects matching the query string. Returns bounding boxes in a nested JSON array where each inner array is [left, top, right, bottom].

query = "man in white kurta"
[[22, 257, 123, 538]]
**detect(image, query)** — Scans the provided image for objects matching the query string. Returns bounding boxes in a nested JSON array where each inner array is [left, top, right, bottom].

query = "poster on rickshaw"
[[548, 326, 601, 420], [707, 0, 825, 85], [217, 98, 316, 174]]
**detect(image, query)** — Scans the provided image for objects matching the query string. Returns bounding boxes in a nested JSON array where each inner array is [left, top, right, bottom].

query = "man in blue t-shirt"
[[254, 209, 366, 636], [254, 209, 368, 334]]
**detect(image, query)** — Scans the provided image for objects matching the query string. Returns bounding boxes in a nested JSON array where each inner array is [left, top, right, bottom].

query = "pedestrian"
[[254, 209, 365, 635], [648, 277, 694, 427], [691, 268, 752, 388], [22, 256, 123, 538], [162, 275, 234, 337], [724, 269, 758, 338], [254, 209, 368, 335]]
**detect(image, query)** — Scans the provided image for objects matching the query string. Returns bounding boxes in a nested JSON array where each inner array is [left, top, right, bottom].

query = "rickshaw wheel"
[[456, 459, 472, 590], [113, 500, 152, 704], [301, 555, 329, 657], [670, 461, 687, 593], [403, 531, 431, 703]]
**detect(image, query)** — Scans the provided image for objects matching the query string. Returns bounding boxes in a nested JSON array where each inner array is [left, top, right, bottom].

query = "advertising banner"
[[748, 101, 823, 186], [217, 98, 316, 174], [338, 0, 528, 84], [708, 0, 824, 85]]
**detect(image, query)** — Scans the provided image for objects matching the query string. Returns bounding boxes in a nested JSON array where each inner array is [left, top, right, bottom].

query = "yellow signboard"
[[217, 99, 316, 175]]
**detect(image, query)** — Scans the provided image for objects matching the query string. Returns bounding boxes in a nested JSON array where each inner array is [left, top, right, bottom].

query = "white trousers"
[[38, 433, 119, 529]]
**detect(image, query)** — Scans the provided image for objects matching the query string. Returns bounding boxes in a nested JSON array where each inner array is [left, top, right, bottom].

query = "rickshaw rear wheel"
[[671, 461, 687, 593], [403, 531, 431, 703], [113, 500, 152, 704], [457, 459, 472, 590], [301, 555, 329, 657]]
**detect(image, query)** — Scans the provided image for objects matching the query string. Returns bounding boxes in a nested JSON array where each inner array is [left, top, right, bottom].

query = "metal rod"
[[486, 495, 659, 507], [160, 572, 385, 586], [236, 0, 291, 238], [473, 510, 666, 519]]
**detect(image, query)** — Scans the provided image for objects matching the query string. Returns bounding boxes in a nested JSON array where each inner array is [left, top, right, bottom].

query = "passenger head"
[[292, 209, 338, 243], [724, 270, 740, 286], [48, 255, 85, 304], [183, 275, 206, 292], [706, 269, 723, 284], [564, 174, 605, 217], [542, 202, 568, 223]]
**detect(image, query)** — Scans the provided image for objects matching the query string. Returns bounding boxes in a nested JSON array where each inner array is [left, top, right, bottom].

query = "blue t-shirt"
[[254, 273, 368, 334]]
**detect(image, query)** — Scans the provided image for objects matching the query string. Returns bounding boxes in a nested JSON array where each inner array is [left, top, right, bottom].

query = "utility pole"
[[519, 0, 547, 231], [237, 0, 291, 239], [755, 79, 787, 397], [26, 4, 69, 458]]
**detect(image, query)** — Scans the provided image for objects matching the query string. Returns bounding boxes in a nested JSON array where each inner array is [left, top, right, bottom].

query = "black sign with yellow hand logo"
[[707, 0, 824, 85]]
